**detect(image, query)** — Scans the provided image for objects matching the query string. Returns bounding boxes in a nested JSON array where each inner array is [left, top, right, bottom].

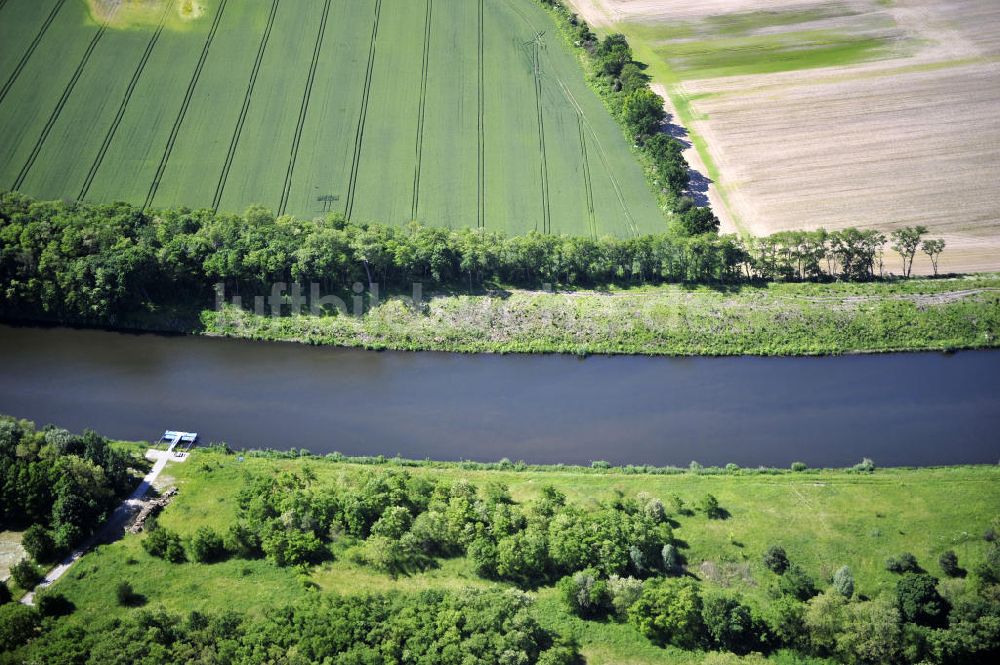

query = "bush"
[[832, 565, 855, 599], [790, 462, 808, 472], [189, 526, 226, 563], [661, 544, 682, 575], [142, 526, 186, 563], [37, 592, 74, 617], [698, 494, 724, 519], [851, 458, 876, 474], [369, 506, 413, 540], [10, 558, 41, 590], [780, 565, 818, 601], [0, 603, 40, 652], [939, 550, 961, 577], [225, 522, 262, 559], [885, 552, 920, 574], [22, 525, 58, 564], [763, 546, 790, 575], [116, 581, 136, 606], [629, 577, 705, 649]]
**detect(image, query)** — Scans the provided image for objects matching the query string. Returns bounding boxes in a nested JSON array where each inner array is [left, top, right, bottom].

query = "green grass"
[[43, 448, 1000, 664], [0, 0, 664, 236], [654, 31, 895, 80], [194, 275, 1000, 356]]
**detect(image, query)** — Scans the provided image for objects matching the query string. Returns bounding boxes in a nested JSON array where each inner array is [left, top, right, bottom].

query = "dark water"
[[0, 324, 998, 467]]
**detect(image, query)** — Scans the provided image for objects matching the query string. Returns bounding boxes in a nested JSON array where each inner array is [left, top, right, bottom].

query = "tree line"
[[0, 195, 948, 326], [0, 416, 141, 584]]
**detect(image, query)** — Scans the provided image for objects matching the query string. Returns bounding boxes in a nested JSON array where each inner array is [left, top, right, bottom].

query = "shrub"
[[225, 522, 262, 559], [22, 525, 58, 564], [974, 543, 1000, 584], [851, 458, 876, 473], [629, 577, 705, 649], [939, 550, 961, 577], [790, 462, 808, 472], [698, 494, 723, 519], [116, 581, 136, 606], [37, 592, 74, 617], [468, 536, 498, 579], [765, 596, 808, 650], [832, 565, 855, 599], [189, 526, 226, 563], [591, 460, 611, 470], [885, 552, 920, 574], [780, 565, 818, 601], [763, 546, 790, 575], [142, 527, 186, 563], [11, 558, 41, 590]]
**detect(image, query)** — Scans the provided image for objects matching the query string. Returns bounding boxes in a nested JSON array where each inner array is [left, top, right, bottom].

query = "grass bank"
[[200, 275, 1000, 356], [37, 444, 1000, 665]]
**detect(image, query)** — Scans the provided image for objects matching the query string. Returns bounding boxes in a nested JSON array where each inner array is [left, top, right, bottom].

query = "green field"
[[0, 0, 665, 236], [32, 446, 1000, 664]]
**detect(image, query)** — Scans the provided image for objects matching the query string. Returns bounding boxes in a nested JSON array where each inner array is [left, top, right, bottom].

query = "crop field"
[[0, 0, 665, 236], [568, 0, 1000, 274]]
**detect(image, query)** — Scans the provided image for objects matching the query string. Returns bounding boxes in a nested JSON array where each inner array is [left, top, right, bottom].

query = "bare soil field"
[[567, 0, 1000, 274]]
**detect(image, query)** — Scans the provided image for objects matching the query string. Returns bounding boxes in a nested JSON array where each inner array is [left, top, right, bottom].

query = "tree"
[[621, 89, 665, 139], [22, 525, 57, 564], [595, 33, 632, 77], [896, 573, 948, 627], [629, 577, 705, 649], [804, 590, 847, 656], [833, 565, 855, 599], [116, 581, 137, 606], [37, 592, 74, 617], [370, 505, 413, 540], [836, 596, 903, 664], [678, 206, 720, 236], [558, 568, 610, 618], [939, 550, 961, 577], [890, 225, 927, 277], [11, 558, 41, 590], [763, 546, 790, 575], [662, 544, 682, 575], [0, 603, 40, 653], [702, 593, 765, 655], [189, 526, 226, 563], [0, 580, 11, 605], [607, 574, 644, 618], [921, 238, 946, 276]]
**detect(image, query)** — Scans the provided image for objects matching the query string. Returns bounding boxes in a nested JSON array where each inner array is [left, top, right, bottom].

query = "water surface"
[[0, 324, 997, 467]]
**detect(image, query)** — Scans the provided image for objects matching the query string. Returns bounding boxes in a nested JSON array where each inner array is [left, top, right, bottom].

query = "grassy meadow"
[[0, 0, 664, 236], [42, 445, 1000, 664]]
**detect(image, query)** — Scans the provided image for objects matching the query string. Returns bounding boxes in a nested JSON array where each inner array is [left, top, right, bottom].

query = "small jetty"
[[159, 430, 198, 456]]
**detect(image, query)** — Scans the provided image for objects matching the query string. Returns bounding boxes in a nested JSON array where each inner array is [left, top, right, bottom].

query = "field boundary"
[[79, 0, 175, 201], [278, 0, 331, 216], [410, 0, 433, 220], [0, 0, 67, 109], [212, 0, 280, 211], [144, 0, 229, 209], [344, 0, 383, 220], [13, 25, 107, 192]]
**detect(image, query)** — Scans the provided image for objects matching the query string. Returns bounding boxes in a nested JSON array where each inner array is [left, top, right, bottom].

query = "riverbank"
[[200, 275, 1000, 356]]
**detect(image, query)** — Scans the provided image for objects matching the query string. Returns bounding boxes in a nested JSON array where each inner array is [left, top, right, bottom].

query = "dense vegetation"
[[2, 588, 577, 665], [0, 416, 140, 565], [0, 194, 953, 329]]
